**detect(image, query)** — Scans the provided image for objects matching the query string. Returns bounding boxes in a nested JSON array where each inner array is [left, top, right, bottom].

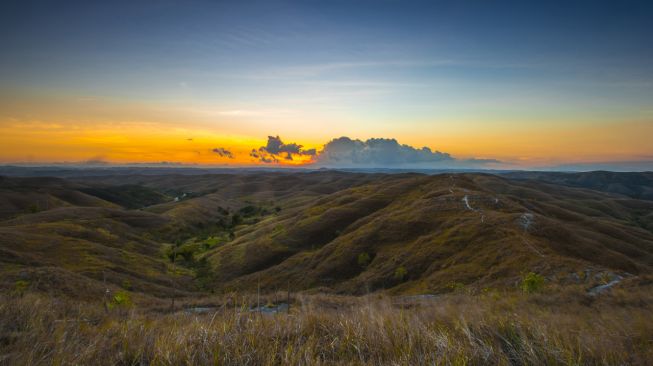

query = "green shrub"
[[109, 291, 133, 309], [165, 242, 200, 263], [194, 258, 215, 290], [447, 281, 466, 292], [239, 205, 259, 218], [357, 252, 371, 268], [521, 272, 545, 293], [394, 266, 408, 281], [13, 280, 29, 296], [202, 235, 227, 250]]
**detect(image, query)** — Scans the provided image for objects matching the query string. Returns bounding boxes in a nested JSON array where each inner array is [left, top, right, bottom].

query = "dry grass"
[[1, 289, 652, 365]]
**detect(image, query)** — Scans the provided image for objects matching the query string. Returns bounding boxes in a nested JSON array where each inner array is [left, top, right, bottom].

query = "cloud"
[[252, 135, 316, 163], [212, 147, 234, 159], [314, 137, 455, 167], [249, 148, 277, 163], [245, 135, 502, 168], [303, 148, 317, 156]]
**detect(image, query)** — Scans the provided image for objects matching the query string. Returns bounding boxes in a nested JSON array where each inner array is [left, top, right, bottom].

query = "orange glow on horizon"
[[0, 118, 321, 166], [1, 93, 652, 168]]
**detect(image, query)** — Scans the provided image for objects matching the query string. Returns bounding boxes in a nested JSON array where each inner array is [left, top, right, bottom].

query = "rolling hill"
[[0, 170, 652, 300], [204, 173, 653, 294]]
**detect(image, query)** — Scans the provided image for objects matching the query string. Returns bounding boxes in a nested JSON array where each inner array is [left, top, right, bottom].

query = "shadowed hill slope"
[[0, 176, 117, 219], [504, 171, 653, 201]]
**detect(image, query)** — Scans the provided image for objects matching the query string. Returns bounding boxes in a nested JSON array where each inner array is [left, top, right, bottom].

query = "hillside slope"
[[0, 172, 376, 298], [204, 173, 653, 294], [504, 171, 653, 201], [1, 171, 652, 298]]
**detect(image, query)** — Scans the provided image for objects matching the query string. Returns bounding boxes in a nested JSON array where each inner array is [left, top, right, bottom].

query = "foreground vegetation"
[[2, 287, 652, 365]]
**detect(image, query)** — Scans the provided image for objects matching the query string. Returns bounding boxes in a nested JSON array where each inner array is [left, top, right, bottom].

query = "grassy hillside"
[[0, 177, 186, 300], [2, 170, 653, 365], [78, 185, 171, 209], [204, 173, 653, 295], [0, 172, 378, 300], [1, 171, 652, 301], [0, 206, 193, 299]]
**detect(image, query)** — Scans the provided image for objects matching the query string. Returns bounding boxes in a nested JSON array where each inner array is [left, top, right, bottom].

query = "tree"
[[231, 213, 242, 226]]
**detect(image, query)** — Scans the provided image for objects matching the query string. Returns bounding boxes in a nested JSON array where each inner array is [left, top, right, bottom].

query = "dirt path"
[[451, 176, 541, 256], [588, 277, 622, 296]]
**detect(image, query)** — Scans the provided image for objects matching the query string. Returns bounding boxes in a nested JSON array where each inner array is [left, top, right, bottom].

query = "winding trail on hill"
[[588, 277, 623, 296], [425, 175, 624, 293], [520, 213, 534, 231], [450, 176, 544, 257], [449, 176, 485, 224], [462, 195, 473, 211], [518, 213, 544, 257]]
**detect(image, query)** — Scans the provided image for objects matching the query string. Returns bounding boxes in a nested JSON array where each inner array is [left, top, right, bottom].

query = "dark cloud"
[[253, 135, 315, 163], [249, 149, 278, 163], [315, 137, 454, 167], [303, 148, 317, 156], [212, 147, 234, 159]]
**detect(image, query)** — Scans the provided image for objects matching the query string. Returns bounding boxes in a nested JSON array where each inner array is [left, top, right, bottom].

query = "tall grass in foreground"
[[1, 290, 652, 365]]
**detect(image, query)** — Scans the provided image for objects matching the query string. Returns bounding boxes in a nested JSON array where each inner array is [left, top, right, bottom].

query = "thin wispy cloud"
[[213, 60, 457, 81]]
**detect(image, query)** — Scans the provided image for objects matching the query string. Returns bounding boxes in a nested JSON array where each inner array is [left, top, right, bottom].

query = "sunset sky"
[[1, 0, 652, 170]]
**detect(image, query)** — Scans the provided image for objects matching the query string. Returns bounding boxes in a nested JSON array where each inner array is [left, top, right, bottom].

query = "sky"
[[1, 0, 652, 170]]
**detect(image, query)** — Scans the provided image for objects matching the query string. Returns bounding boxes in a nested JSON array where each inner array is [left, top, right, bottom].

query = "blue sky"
[[1, 0, 652, 168]]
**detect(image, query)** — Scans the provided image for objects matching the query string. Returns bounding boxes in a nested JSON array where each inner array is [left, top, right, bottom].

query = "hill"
[[505, 171, 653, 201], [0, 171, 652, 299], [204, 173, 653, 294]]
